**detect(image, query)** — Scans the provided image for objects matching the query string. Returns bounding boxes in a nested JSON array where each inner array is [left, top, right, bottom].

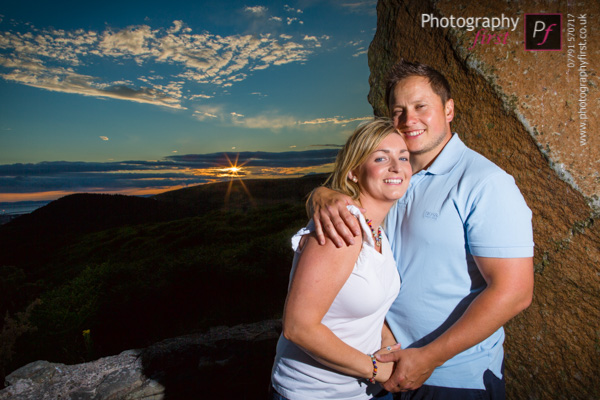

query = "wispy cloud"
[[0, 16, 321, 109], [341, 1, 377, 15], [300, 116, 372, 125], [284, 5, 303, 14], [231, 113, 297, 129], [245, 6, 268, 15], [0, 149, 338, 199], [191, 105, 369, 131]]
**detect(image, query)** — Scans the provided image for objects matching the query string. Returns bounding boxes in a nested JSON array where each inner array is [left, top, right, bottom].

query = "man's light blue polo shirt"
[[384, 133, 534, 389]]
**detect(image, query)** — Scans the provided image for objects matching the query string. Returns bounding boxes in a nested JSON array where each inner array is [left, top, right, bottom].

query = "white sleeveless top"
[[271, 206, 400, 400]]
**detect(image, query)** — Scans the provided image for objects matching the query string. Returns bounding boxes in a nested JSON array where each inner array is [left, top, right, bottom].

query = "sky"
[[0, 0, 377, 205]]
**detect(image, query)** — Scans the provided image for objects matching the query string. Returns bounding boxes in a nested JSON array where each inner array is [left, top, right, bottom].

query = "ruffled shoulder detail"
[[291, 205, 373, 251]]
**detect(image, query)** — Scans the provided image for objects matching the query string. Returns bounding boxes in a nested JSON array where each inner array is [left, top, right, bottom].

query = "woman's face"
[[350, 133, 412, 205]]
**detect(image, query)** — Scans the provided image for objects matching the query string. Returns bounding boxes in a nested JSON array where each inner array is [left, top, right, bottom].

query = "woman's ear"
[[348, 171, 358, 183]]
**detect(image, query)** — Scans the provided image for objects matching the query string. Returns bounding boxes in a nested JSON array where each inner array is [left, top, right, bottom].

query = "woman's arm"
[[380, 321, 397, 349], [282, 233, 393, 382]]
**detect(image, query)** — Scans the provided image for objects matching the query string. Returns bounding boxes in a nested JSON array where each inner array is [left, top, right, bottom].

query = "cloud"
[[353, 48, 367, 57], [99, 25, 155, 58], [300, 116, 373, 125], [193, 105, 224, 121], [245, 6, 268, 15], [284, 5, 303, 14], [341, 1, 377, 15], [168, 20, 185, 34], [0, 149, 339, 197], [346, 39, 367, 57], [165, 149, 338, 168], [230, 113, 297, 129], [310, 144, 345, 148], [0, 55, 186, 109], [190, 106, 369, 131], [189, 94, 213, 100], [0, 19, 321, 109]]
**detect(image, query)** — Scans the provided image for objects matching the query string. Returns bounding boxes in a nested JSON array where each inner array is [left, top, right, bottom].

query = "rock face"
[[0, 320, 281, 400], [368, 1, 599, 399]]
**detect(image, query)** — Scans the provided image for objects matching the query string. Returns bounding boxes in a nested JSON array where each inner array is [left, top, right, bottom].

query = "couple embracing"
[[270, 60, 534, 400]]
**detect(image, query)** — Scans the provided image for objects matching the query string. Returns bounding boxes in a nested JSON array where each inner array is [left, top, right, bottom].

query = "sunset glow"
[[0, 1, 375, 206]]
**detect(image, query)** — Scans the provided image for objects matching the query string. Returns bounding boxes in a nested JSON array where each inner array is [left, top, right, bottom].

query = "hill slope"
[[0, 174, 329, 383]]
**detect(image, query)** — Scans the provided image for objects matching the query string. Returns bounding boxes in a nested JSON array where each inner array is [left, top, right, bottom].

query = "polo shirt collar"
[[423, 133, 466, 175]]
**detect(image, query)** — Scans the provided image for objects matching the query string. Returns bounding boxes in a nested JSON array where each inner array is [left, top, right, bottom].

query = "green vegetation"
[[23, 204, 304, 365], [0, 177, 324, 384], [0, 299, 41, 382]]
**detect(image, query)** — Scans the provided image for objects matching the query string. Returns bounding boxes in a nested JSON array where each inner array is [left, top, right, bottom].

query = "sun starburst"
[[221, 153, 254, 207]]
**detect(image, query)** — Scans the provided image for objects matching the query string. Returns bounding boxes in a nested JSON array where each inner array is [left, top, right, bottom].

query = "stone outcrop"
[[0, 320, 281, 400], [368, 1, 599, 399]]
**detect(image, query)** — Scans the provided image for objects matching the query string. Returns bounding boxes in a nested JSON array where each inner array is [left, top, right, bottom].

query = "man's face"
[[390, 76, 454, 160]]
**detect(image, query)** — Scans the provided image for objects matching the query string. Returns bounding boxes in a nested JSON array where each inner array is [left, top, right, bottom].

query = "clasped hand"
[[375, 347, 437, 392]]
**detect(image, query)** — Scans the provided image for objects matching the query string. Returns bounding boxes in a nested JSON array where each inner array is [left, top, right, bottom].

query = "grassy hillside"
[[0, 174, 329, 383]]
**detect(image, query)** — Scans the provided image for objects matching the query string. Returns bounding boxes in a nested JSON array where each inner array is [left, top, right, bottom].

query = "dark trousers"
[[394, 369, 505, 400]]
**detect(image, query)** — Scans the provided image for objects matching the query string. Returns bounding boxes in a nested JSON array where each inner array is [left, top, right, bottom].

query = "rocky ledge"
[[1, 319, 281, 400]]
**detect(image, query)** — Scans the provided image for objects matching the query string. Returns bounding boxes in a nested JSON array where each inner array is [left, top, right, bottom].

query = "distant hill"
[[153, 173, 329, 214], [0, 173, 330, 379], [0, 193, 185, 268], [0, 173, 329, 268]]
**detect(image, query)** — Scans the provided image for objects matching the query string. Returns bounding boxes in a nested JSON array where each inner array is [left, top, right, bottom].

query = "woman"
[[270, 118, 412, 399]]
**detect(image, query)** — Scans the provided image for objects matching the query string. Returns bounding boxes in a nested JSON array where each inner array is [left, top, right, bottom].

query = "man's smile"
[[402, 129, 425, 137]]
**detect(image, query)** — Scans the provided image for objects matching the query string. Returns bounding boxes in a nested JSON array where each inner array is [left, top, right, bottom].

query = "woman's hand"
[[373, 344, 401, 383], [309, 186, 363, 247]]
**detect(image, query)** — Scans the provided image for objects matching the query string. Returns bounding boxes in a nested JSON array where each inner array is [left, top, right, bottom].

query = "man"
[[310, 60, 534, 399]]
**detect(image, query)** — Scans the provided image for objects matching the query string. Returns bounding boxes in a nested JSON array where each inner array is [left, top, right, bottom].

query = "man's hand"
[[376, 348, 438, 392], [376, 256, 534, 392], [310, 186, 362, 247]]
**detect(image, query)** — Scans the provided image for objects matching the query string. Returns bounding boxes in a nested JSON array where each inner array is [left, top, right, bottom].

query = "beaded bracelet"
[[367, 353, 378, 383]]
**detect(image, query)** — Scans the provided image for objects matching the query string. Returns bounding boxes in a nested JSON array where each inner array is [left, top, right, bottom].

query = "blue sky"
[[0, 0, 377, 202]]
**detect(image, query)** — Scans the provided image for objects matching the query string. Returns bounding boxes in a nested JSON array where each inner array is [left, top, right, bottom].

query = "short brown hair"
[[385, 60, 452, 113]]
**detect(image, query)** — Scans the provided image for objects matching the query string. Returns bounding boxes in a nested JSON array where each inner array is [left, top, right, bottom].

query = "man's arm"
[[377, 256, 534, 392], [309, 186, 363, 247]]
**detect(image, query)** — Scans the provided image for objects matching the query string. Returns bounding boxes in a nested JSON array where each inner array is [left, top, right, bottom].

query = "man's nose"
[[396, 109, 416, 127]]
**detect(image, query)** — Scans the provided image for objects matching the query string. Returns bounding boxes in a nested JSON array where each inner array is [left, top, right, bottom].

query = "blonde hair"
[[324, 118, 398, 201]]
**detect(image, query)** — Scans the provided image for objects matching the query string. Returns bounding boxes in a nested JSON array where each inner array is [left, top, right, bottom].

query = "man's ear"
[[445, 98, 454, 123]]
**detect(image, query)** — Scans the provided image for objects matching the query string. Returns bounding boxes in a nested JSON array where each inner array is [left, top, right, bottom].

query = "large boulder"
[[368, 1, 599, 399], [1, 320, 281, 400]]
